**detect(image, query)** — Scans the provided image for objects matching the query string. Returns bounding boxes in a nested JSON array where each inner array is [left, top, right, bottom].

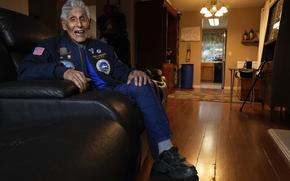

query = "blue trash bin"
[[181, 64, 193, 89]]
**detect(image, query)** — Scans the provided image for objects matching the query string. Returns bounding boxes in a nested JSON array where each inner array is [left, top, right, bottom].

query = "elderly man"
[[18, 0, 198, 180]]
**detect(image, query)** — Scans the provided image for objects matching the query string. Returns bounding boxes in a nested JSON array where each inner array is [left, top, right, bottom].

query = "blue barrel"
[[181, 64, 193, 89]]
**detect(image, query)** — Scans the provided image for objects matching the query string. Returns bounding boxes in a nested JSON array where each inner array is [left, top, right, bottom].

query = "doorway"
[[201, 16, 228, 89]]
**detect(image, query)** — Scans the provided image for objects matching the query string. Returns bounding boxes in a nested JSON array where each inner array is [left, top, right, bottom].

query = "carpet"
[[268, 129, 290, 164], [168, 90, 242, 103]]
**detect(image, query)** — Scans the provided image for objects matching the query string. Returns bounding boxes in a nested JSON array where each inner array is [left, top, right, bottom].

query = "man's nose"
[[76, 19, 82, 27]]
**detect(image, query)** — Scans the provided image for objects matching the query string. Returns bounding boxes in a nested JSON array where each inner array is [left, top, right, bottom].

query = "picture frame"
[[181, 26, 200, 42]]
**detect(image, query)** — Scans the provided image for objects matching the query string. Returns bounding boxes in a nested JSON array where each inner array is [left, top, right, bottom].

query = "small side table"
[[229, 68, 258, 105]]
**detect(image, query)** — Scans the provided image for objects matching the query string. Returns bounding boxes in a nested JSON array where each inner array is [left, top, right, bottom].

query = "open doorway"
[[201, 16, 227, 89]]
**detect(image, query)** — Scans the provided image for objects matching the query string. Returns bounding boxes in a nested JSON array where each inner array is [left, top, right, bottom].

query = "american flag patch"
[[33, 47, 45, 56]]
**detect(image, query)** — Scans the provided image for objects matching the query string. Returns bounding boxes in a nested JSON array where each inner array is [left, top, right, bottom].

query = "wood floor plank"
[[136, 90, 290, 181], [194, 102, 220, 181]]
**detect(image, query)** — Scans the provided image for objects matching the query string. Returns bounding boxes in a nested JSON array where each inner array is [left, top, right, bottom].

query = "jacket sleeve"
[[110, 51, 134, 82], [17, 41, 68, 80]]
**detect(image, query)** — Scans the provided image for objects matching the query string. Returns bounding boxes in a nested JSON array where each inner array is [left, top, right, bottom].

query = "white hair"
[[60, 0, 90, 21]]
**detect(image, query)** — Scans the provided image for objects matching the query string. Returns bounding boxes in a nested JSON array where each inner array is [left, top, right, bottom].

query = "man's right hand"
[[63, 69, 90, 92]]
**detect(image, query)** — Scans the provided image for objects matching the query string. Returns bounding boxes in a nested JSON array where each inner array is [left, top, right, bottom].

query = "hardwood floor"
[[136, 90, 290, 181]]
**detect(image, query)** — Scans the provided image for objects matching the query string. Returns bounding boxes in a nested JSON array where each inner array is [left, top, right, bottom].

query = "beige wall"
[[179, 11, 202, 87], [225, 7, 260, 88], [179, 7, 261, 88], [0, 0, 28, 15]]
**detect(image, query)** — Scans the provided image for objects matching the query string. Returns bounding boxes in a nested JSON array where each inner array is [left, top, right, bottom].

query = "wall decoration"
[[185, 42, 191, 62], [181, 26, 200, 42]]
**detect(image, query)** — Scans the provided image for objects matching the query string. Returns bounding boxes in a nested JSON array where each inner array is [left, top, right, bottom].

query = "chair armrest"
[[0, 80, 78, 98]]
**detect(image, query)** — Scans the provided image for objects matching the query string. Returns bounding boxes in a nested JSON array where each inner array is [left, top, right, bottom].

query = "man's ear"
[[61, 21, 67, 31]]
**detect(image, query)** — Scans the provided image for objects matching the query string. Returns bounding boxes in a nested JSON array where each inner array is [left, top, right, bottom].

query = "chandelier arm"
[[200, 0, 228, 17]]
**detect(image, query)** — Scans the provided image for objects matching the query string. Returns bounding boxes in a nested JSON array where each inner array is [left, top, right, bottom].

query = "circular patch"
[[61, 60, 75, 69], [96, 49, 102, 54], [96, 59, 110, 74]]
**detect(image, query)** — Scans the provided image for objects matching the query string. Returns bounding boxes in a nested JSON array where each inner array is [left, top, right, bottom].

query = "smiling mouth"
[[74, 30, 85, 36]]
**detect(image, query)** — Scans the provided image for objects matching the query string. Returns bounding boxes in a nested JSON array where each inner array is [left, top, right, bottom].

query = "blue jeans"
[[113, 82, 171, 158]]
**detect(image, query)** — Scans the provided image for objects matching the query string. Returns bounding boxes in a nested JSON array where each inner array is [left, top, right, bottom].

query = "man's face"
[[62, 7, 90, 43]]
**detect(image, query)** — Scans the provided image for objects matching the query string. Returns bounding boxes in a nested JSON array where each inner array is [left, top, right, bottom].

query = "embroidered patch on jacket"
[[60, 60, 75, 69], [96, 49, 102, 54], [59, 47, 70, 56], [88, 48, 94, 54], [93, 53, 106, 60], [33, 47, 45, 56], [96, 59, 110, 75], [59, 47, 72, 61]]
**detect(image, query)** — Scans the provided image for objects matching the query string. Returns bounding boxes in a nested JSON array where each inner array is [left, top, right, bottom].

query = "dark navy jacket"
[[18, 34, 132, 87]]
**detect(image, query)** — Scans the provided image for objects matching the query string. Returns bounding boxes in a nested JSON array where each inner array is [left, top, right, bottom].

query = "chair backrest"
[[0, 8, 57, 82]]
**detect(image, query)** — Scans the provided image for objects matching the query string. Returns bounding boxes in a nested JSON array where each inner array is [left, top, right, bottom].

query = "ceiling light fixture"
[[200, 0, 228, 18], [208, 18, 219, 26]]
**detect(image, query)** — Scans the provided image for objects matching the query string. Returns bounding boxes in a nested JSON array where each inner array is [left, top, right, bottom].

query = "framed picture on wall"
[[181, 26, 200, 42]]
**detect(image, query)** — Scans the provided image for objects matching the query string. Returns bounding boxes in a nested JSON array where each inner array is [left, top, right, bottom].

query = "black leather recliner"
[[0, 8, 143, 181]]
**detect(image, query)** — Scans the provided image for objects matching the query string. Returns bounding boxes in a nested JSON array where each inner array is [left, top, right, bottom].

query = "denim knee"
[[127, 82, 155, 96]]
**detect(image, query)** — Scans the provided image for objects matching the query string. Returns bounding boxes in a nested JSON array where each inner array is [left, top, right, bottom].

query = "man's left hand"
[[127, 70, 151, 86]]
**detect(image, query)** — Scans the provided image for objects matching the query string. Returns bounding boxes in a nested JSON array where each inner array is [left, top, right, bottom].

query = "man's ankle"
[[158, 139, 173, 154]]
